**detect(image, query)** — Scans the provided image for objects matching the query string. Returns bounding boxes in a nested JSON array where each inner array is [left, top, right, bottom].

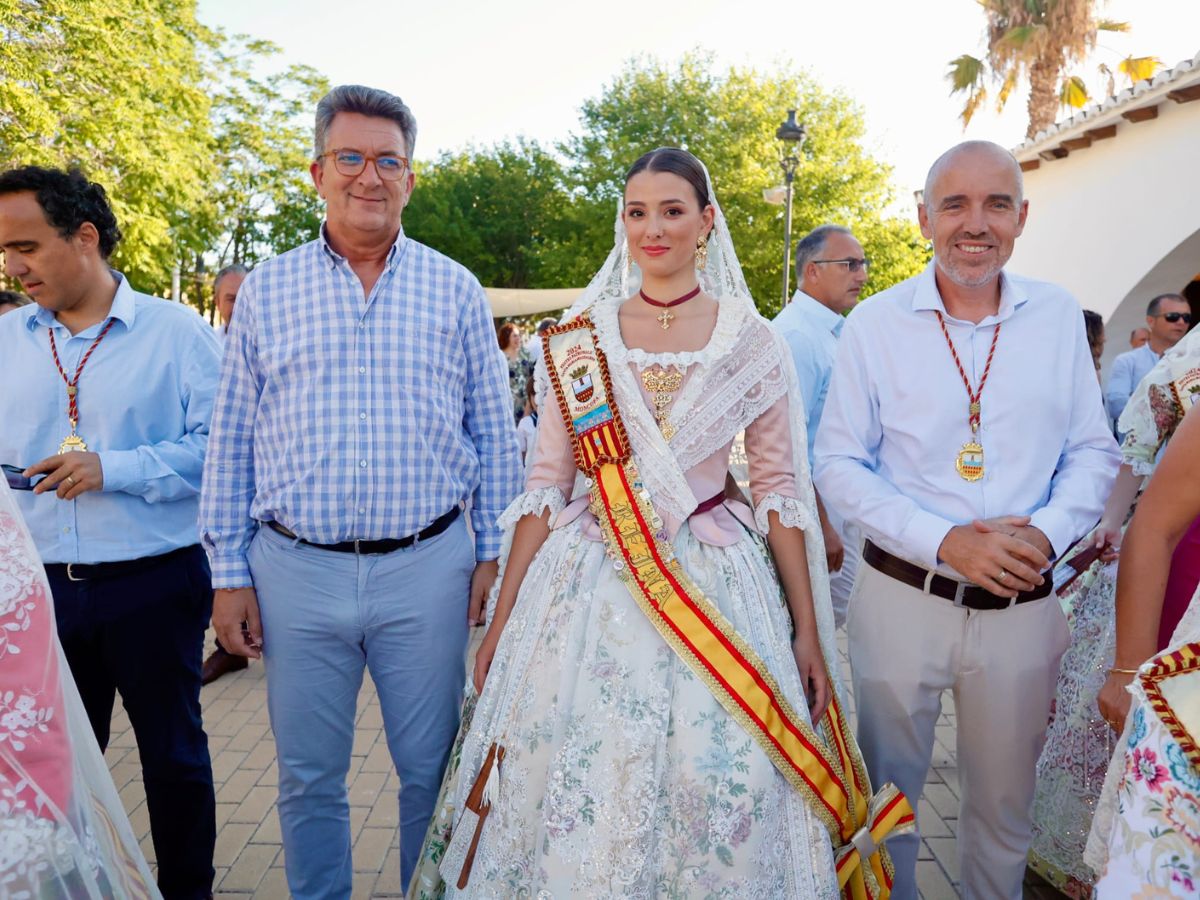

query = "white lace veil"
[[543, 151, 842, 708], [559, 156, 757, 323]]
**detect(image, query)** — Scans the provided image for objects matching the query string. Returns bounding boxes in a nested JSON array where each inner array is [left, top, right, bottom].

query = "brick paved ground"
[[106, 628, 1061, 898]]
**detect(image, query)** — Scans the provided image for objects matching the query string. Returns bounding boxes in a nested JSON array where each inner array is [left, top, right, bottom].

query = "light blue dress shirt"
[[1104, 343, 1160, 426], [814, 263, 1120, 576], [0, 273, 220, 563], [200, 226, 521, 588], [773, 290, 844, 467]]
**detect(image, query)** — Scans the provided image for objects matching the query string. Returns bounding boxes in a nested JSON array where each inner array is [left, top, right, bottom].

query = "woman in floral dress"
[[407, 148, 874, 899], [1028, 329, 1200, 895], [1086, 405, 1200, 895]]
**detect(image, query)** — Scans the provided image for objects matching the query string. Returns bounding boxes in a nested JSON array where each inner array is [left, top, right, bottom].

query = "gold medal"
[[59, 433, 88, 454], [956, 441, 984, 481], [935, 312, 1002, 482], [48, 318, 116, 458]]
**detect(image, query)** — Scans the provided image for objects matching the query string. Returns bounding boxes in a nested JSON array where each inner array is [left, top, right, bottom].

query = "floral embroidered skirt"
[[409, 522, 838, 899], [1086, 592, 1200, 895], [1027, 544, 1121, 897]]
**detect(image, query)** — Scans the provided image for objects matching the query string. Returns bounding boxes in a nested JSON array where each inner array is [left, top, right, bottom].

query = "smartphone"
[[2, 464, 41, 491]]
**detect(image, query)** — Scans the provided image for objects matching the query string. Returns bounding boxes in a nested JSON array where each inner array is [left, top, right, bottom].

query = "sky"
[[196, 0, 1200, 206]]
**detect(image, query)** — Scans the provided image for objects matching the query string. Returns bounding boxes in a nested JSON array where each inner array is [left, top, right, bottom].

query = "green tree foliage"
[[0, 0, 214, 291], [558, 52, 927, 316], [946, 0, 1149, 139], [199, 35, 328, 269], [1, 5, 327, 307], [404, 140, 574, 289], [408, 54, 926, 315], [181, 34, 329, 316]]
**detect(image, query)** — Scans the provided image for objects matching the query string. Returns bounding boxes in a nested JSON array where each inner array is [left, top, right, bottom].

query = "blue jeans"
[[249, 516, 474, 899]]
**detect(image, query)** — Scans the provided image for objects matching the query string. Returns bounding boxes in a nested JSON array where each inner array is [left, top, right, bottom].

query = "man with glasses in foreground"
[[200, 84, 520, 898], [1105, 292, 1193, 433], [773, 224, 868, 627]]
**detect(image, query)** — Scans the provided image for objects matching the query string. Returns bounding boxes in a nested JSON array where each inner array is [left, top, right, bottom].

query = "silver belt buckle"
[[66, 563, 85, 582], [952, 580, 968, 607]]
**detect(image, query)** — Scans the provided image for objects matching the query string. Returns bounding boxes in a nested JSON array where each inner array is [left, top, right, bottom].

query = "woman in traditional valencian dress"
[[408, 149, 911, 899], [1028, 330, 1200, 895], [1083, 405, 1200, 895], [0, 477, 159, 898]]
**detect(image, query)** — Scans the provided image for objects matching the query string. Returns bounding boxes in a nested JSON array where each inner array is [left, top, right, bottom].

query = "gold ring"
[[998, 569, 1008, 581], [65, 475, 75, 486]]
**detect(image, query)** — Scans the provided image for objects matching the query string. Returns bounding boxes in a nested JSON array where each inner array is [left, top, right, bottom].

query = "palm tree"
[[947, 0, 1130, 139]]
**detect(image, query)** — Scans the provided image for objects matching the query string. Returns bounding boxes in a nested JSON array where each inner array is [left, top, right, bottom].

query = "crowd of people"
[[0, 81, 1197, 900]]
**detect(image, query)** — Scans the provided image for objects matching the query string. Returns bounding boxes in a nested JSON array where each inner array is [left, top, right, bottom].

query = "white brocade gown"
[[415, 300, 841, 899]]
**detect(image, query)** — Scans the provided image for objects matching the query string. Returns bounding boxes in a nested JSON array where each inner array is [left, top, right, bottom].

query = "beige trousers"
[[847, 561, 1070, 900]]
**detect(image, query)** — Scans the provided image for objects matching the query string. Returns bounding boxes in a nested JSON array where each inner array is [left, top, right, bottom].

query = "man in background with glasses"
[[1105, 292, 1193, 433], [200, 84, 520, 899], [773, 224, 868, 627]]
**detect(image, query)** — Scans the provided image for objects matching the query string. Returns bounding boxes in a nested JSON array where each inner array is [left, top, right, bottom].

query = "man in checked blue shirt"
[[199, 85, 521, 898]]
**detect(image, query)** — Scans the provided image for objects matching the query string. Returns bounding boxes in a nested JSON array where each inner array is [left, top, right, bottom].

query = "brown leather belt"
[[265, 507, 460, 554], [863, 539, 1052, 610]]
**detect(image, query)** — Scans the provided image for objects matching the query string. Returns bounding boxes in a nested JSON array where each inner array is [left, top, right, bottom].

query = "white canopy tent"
[[484, 287, 581, 319]]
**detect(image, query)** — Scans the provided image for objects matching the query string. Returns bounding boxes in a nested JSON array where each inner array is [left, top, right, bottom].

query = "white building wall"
[[1007, 96, 1200, 370]]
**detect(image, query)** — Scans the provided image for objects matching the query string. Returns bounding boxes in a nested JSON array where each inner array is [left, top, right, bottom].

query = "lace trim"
[[497, 487, 567, 531], [591, 294, 749, 371], [672, 319, 789, 474], [754, 493, 816, 535], [1126, 457, 1156, 478]]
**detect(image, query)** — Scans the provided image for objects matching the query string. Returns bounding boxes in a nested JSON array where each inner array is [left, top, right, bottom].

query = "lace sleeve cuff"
[[753, 492, 816, 535], [497, 486, 568, 530]]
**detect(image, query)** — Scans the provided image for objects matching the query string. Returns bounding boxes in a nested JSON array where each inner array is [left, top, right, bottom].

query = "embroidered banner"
[[1139, 641, 1200, 774], [540, 315, 914, 899]]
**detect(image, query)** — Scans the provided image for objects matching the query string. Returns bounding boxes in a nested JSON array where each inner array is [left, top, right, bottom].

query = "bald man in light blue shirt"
[[773, 224, 868, 626]]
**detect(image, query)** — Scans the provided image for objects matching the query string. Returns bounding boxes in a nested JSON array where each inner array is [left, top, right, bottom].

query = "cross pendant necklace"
[[640, 285, 701, 330]]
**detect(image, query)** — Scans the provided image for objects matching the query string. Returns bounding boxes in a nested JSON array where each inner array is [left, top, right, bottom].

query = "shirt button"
[[62, 526, 71, 534], [358, 507, 366, 514], [360, 412, 367, 420], [358, 366, 366, 374], [358, 321, 366, 329], [359, 460, 367, 468]]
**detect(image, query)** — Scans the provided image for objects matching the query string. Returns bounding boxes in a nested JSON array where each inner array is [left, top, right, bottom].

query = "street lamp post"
[[775, 109, 806, 308]]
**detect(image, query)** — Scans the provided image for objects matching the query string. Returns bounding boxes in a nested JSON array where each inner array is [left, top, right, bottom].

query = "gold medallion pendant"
[[641, 365, 682, 441], [934, 311, 1002, 483], [59, 433, 89, 453], [955, 441, 984, 481], [49, 319, 115, 459]]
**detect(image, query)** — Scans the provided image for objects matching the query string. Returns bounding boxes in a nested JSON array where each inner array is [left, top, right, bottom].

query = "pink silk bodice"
[[526, 361, 802, 547]]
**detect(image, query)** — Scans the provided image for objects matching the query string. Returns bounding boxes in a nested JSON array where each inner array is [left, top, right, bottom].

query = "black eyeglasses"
[[812, 257, 870, 273], [317, 149, 409, 181], [1157, 312, 1192, 324]]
